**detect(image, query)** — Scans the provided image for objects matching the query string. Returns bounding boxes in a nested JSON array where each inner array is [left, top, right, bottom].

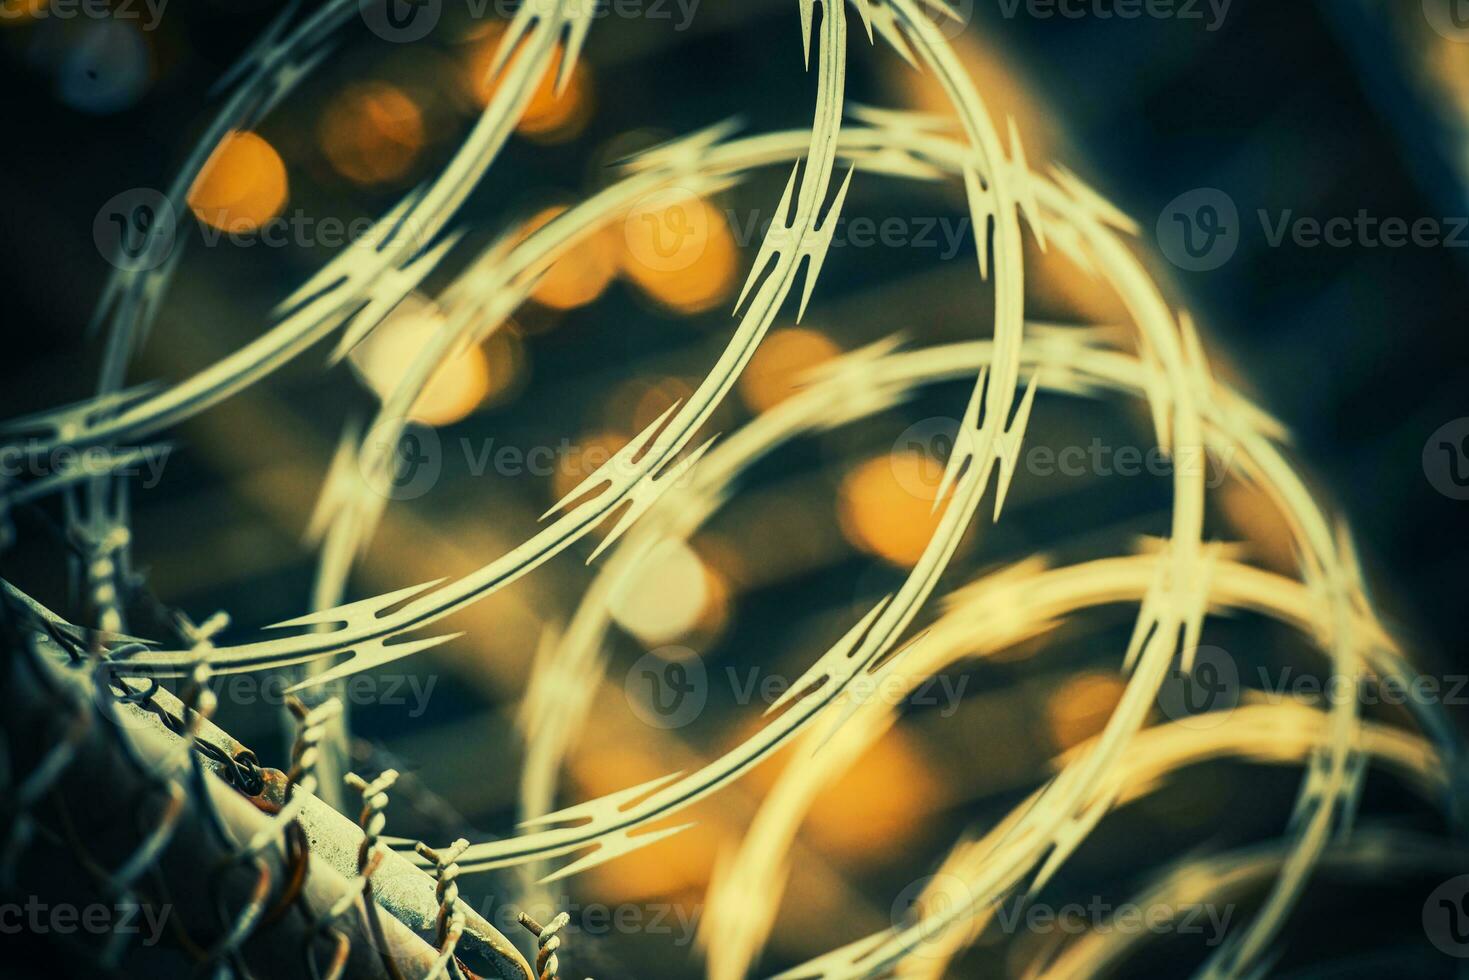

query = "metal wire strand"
[[415, 838, 470, 980], [345, 770, 409, 980], [518, 911, 585, 980], [258, 697, 342, 931]]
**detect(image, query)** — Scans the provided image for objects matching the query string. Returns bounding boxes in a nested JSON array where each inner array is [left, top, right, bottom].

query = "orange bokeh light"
[[1046, 672, 1126, 751], [552, 430, 629, 504], [620, 191, 739, 314], [520, 206, 619, 311], [318, 82, 425, 187], [480, 327, 528, 408], [739, 327, 841, 413], [838, 451, 953, 567], [187, 131, 288, 233], [415, 347, 491, 427], [466, 28, 591, 143], [350, 297, 504, 428], [0, 0, 45, 25], [805, 728, 945, 858]]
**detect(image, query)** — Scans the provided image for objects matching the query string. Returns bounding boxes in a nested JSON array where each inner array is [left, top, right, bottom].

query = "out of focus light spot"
[[415, 349, 489, 427], [481, 327, 528, 408], [466, 27, 591, 143], [0, 0, 46, 24], [55, 20, 151, 114], [187, 131, 288, 233], [881, 28, 1133, 323], [349, 295, 496, 427], [739, 327, 841, 413], [610, 540, 711, 646], [633, 378, 693, 432], [695, 532, 748, 592], [604, 376, 694, 436], [318, 82, 425, 186], [582, 811, 715, 898], [1219, 479, 1295, 575], [691, 560, 731, 638], [838, 451, 951, 567], [806, 728, 944, 858], [520, 206, 618, 311], [889, 28, 1057, 166], [620, 191, 739, 314], [552, 431, 628, 503], [571, 737, 717, 899], [1046, 672, 1125, 751], [517, 62, 590, 142]]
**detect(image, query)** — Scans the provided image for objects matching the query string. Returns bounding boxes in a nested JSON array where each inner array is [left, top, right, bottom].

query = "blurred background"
[[2, 0, 1468, 976]]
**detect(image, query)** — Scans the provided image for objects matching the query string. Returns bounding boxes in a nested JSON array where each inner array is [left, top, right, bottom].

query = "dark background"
[[2, 1, 1467, 976]]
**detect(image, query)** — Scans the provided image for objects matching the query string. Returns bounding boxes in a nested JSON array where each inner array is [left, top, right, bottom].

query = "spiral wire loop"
[[415, 838, 470, 980], [519, 911, 588, 980], [345, 769, 409, 980]]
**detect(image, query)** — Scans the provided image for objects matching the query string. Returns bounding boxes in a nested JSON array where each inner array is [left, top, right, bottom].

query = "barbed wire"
[[1, 1, 1465, 977]]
